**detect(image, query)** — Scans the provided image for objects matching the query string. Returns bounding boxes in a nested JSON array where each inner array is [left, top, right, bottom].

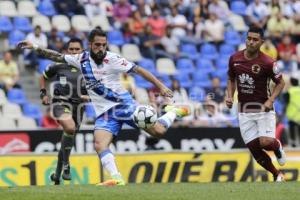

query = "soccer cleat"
[[274, 172, 285, 182], [62, 164, 71, 180], [96, 174, 126, 186], [50, 173, 60, 185], [274, 141, 286, 166], [164, 105, 190, 118]]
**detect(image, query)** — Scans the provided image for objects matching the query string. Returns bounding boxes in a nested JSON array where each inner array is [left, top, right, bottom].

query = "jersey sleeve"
[[269, 61, 282, 84], [110, 54, 137, 73], [43, 63, 58, 79], [64, 53, 83, 68], [227, 56, 235, 81]]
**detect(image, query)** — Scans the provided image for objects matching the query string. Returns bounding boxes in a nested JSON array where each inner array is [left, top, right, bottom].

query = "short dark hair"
[[248, 26, 264, 38], [67, 37, 83, 48], [88, 28, 106, 42]]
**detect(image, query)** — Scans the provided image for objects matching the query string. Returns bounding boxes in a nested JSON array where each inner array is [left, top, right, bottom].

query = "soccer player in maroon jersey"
[[226, 26, 286, 182]]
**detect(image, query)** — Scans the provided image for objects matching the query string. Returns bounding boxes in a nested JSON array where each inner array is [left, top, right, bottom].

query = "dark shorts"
[[51, 100, 84, 128]]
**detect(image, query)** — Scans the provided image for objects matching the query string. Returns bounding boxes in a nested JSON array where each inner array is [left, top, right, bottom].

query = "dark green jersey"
[[43, 63, 87, 102]]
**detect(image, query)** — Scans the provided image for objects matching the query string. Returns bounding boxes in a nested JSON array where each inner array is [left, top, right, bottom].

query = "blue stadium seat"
[[13, 17, 32, 32], [85, 103, 97, 119], [224, 31, 242, 46], [216, 57, 229, 70], [219, 44, 235, 58], [38, 0, 57, 16], [180, 44, 199, 60], [7, 88, 27, 105], [189, 86, 206, 102], [138, 58, 157, 75], [134, 75, 153, 89], [176, 58, 195, 74], [200, 43, 219, 60], [196, 58, 214, 74], [158, 74, 171, 88], [107, 30, 125, 46], [8, 30, 26, 47], [38, 59, 53, 74], [193, 70, 211, 88], [174, 73, 192, 89], [230, 1, 247, 16], [22, 103, 43, 126], [0, 16, 13, 33]]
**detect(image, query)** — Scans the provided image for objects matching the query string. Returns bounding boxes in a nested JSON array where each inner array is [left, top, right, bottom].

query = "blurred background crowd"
[[0, 0, 299, 146]]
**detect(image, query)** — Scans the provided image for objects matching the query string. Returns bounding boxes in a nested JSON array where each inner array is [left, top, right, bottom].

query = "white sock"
[[157, 111, 176, 129], [99, 150, 119, 177]]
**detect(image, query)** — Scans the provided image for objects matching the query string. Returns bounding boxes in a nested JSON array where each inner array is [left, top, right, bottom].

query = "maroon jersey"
[[228, 50, 282, 112]]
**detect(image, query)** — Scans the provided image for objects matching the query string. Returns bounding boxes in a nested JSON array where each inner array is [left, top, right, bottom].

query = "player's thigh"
[[257, 111, 276, 138], [53, 103, 76, 130], [238, 113, 259, 144]]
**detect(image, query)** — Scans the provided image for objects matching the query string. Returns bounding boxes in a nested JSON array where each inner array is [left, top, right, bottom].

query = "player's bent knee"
[[64, 126, 76, 135], [146, 124, 166, 138], [258, 137, 272, 147]]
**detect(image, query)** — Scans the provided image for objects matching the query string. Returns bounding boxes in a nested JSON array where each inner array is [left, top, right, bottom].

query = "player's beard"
[[90, 50, 106, 65]]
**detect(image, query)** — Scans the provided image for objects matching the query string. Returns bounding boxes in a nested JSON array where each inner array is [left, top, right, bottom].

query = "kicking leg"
[[259, 136, 286, 166]]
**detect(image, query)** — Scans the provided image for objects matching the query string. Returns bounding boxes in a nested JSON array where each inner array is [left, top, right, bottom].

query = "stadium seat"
[[134, 75, 153, 89], [52, 15, 71, 32], [228, 14, 248, 32], [107, 30, 125, 46], [32, 15, 52, 32], [219, 44, 235, 58], [38, 0, 57, 16], [2, 102, 23, 119], [22, 103, 43, 126], [91, 15, 112, 32], [196, 58, 214, 74], [224, 31, 242, 46], [180, 44, 199, 60], [121, 44, 142, 62], [156, 58, 177, 75], [17, 116, 37, 129], [158, 74, 171, 88], [8, 30, 26, 48], [17, 1, 38, 17], [176, 58, 195, 74], [0, 1, 18, 17], [134, 87, 150, 104], [193, 71, 211, 88], [230, 1, 247, 16], [0, 16, 13, 33], [38, 59, 53, 74], [7, 88, 27, 105], [174, 73, 192, 89], [71, 15, 91, 32], [13, 17, 33, 32], [0, 89, 7, 106], [189, 86, 206, 102], [138, 58, 157, 74], [200, 43, 219, 60], [0, 117, 16, 130], [216, 57, 229, 70], [109, 44, 120, 54]]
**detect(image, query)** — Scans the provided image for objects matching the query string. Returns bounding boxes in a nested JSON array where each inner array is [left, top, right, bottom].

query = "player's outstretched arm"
[[133, 66, 173, 98], [17, 40, 66, 63]]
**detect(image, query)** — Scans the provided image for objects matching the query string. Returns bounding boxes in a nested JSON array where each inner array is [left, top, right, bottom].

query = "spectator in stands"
[[193, 0, 209, 24], [276, 34, 297, 60], [113, 0, 132, 29], [275, 114, 289, 147], [53, 0, 85, 17], [79, 0, 102, 21], [269, 0, 281, 17], [41, 107, 60, 128], [146, 7, 167, 38], [171, 79, 189, 103], [208, 0, 230, 24], [205, 77, 225, 104], [127, 10, 146, 45], [260, 37, 278, 60], [24, 25, 48, 69], [246, 0, 270, 28], [203, 12, 224, 45], [48, 27, 63, 50], [267, 12, 293, 44], [120, 73, 136, 96], [291, 14, 300, 44], [0, 51, 20, 91], [133, 0, 152, 17], [277, 50, 298, 74], [160, 25, 181, 60], [166, 6, 188, 39]]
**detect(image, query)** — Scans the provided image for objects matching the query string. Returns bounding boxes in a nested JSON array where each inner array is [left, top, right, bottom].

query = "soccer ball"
[[133, 105, 157, 129]]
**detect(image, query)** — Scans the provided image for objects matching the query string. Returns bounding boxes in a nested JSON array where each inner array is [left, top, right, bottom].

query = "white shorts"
[[238, 111, 276, 144]]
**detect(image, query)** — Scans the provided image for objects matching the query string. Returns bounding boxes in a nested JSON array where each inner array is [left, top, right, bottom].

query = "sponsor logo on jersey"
[[239, 73, 254, 85]]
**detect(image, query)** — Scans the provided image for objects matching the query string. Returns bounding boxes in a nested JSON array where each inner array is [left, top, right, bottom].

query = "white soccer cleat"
[[274, 141, 286, 166], [274, 173, 285, 182]]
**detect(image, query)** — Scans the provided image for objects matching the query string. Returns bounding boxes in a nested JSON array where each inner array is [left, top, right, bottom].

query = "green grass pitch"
[[1, 182, 299, 200]]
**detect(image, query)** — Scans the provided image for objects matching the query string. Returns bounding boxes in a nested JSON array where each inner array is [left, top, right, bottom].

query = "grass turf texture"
[[1, 182, 299, 200]]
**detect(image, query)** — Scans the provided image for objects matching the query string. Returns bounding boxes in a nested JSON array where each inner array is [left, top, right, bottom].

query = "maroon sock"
[[262, 138, 280, 151], [247, 138, 279, 177]]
